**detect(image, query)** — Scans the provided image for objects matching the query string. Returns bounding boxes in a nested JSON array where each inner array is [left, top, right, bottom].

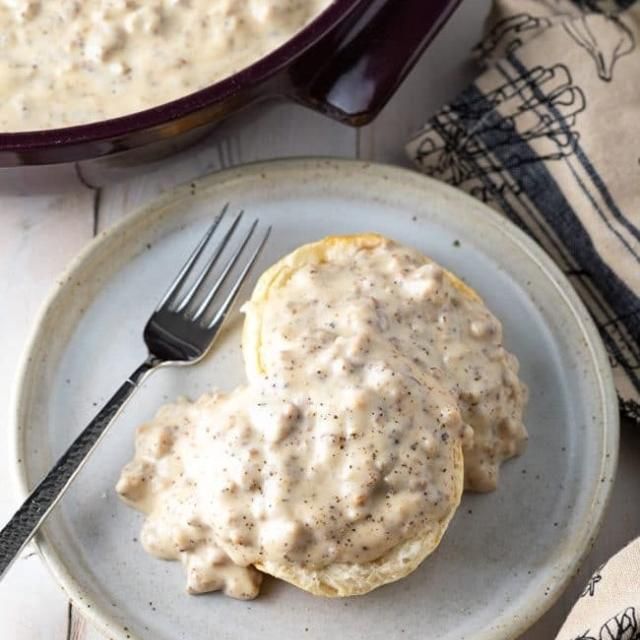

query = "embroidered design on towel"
[[563, 13, 635, 80], [477, 13, 554, 60], [412, 63, 584, 200], [572, 606, 639, 640], [579, 564, 605, 597]]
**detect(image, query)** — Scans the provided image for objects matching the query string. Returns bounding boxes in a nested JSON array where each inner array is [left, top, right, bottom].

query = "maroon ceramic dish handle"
[[291, 0, 462, 125], [0, 0, 461, 171]]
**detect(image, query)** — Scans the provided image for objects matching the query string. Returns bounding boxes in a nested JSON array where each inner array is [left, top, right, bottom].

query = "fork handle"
[[0, 357, 158, 581]]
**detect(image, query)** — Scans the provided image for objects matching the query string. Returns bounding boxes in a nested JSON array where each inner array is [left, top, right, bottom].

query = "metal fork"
[[0, 205, 270, 580]]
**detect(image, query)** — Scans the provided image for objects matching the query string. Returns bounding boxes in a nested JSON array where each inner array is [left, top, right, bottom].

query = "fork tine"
[[205, 226, 271, 330], [175, 210, 244, 313], [191, 219, 260, 322], [156, 203, 228, 310]]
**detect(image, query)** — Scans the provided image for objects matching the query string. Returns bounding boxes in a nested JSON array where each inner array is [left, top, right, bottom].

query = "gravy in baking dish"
[[0, 0, 332, 131]]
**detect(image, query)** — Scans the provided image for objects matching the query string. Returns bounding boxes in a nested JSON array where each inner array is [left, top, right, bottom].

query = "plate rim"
[[10, 157, 619, 640]]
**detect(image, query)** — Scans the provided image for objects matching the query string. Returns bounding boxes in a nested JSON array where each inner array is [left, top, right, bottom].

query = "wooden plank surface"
[[0, 191, 95, 640], [97, 102, 357, 230], [2, 1, 639, 638]]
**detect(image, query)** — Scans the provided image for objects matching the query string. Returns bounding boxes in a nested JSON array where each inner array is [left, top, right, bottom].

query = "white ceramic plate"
[[13, 159, 618, 640]]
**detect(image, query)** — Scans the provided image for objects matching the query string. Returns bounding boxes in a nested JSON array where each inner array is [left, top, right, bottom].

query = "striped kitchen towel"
[[407, 0, 640, 425]]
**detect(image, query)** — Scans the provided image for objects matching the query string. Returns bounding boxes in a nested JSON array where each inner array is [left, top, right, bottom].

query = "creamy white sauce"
[[117, 239, 528, 599], [0, 0, 332, 131]]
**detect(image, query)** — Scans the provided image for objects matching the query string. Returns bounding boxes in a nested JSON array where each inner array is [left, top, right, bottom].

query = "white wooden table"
[[1, 3, 639, 638]]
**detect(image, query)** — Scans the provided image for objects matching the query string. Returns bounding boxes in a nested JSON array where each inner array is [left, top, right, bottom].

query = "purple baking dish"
[[0, 0, 461, 169]]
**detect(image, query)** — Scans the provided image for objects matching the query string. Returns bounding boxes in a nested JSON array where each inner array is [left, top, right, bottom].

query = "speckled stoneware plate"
[[12, 159, 618, 640]]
